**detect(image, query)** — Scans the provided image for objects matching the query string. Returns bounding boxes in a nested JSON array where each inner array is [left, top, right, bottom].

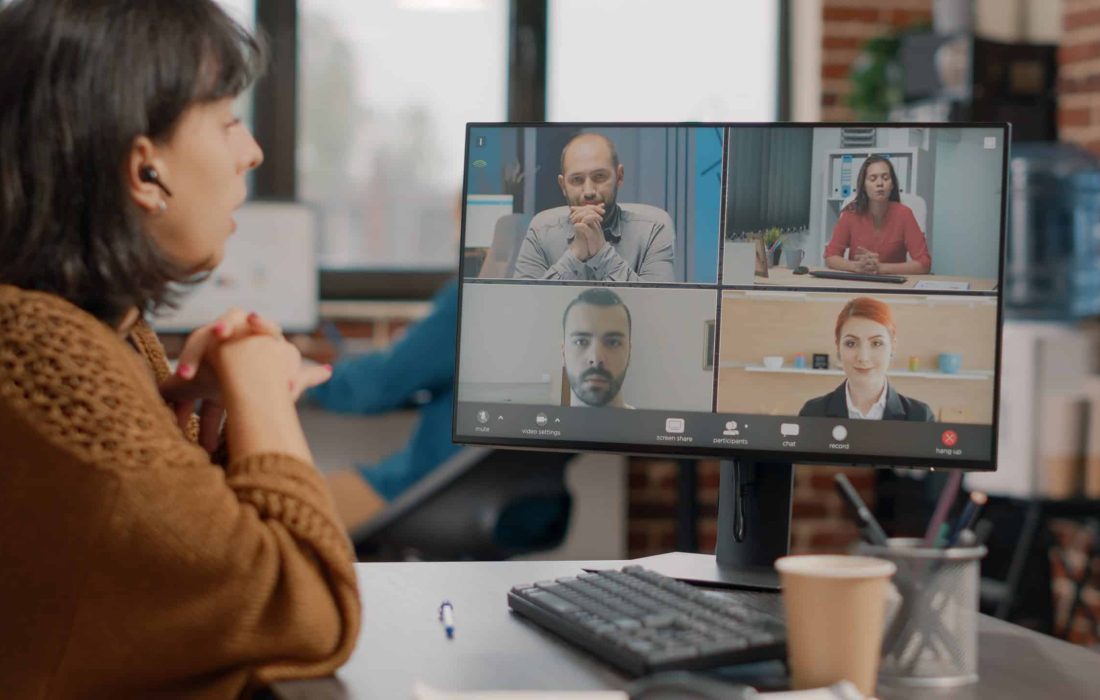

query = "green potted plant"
[[847, 34, 904, 121], [763, 227, 782, 266]]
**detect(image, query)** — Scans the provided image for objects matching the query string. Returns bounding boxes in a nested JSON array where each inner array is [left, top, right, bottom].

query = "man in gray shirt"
[[513, 132, 676, 282]]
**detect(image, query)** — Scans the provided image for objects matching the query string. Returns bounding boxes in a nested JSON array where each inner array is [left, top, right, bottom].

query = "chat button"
[[780, 423, 800, 438]]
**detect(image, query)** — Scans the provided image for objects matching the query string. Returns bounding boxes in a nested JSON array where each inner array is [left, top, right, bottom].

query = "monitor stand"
[[625, 458, 793, 590]]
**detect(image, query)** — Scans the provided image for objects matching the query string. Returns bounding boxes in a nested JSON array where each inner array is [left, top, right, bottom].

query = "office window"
[[547, 0, 778, 121], [209, 0, 255, 196], [299, 0, 509, 270], [218, 0, 256, 136], [218, 0, 254, 26]]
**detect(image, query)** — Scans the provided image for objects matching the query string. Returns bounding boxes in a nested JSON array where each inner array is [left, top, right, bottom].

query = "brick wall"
[[1059, 0, 1100, 155], [1049, 518, 1100, 647], [821, 0, 933, 121]]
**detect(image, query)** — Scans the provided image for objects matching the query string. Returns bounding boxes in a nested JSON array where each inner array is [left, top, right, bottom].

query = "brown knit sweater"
[[0, 285, 361, 698]]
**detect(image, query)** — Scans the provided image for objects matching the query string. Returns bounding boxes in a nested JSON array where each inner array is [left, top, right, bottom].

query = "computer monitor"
[[453, 123, 1008, 587]]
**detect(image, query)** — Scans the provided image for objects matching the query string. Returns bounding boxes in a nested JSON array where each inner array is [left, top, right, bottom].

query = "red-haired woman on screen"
[[799, 297, 934, 421]]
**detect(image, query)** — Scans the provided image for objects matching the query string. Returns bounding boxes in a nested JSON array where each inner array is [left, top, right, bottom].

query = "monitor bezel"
[[452, 121, 1010, 472]]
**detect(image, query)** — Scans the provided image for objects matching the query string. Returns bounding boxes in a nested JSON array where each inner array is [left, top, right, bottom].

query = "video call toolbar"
[[456, 404, 992, 466]]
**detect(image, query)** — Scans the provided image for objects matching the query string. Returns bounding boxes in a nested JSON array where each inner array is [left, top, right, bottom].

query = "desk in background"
[[272, 560, 1099, 700], [754, 267, 997, 291]]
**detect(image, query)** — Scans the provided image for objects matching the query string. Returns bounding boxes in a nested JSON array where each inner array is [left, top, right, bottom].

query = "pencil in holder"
[[856, 537, 986, 688]]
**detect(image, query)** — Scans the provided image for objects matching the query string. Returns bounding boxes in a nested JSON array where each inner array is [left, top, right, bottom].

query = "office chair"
[[350, 447, 574, 561]]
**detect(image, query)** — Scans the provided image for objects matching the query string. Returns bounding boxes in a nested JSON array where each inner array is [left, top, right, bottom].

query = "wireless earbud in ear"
[[139, 165, 173, 197]]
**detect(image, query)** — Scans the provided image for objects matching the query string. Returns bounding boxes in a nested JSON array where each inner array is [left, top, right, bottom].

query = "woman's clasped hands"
[[158, 309, 332, 452]]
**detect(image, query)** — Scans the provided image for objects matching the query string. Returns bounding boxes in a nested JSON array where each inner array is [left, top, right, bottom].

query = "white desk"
[[271, 560, 1100, 699]]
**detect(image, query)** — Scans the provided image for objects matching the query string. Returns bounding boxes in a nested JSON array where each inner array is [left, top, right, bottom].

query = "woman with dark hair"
[[0, 0, 359, 696], [799, 297, 934, 421], [823, 155, 932, 275]]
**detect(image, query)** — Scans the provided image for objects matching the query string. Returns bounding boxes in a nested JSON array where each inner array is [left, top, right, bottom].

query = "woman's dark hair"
[[845, 155, 900, 216], [0, 0, 266, 325]]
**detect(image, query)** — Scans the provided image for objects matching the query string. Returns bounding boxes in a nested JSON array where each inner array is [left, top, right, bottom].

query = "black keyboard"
[[507, 566, 786, 676], [809, 270, 907, 284]]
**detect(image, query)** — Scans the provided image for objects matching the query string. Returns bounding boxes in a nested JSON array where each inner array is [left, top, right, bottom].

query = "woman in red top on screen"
[[824, 156, 932, 276]]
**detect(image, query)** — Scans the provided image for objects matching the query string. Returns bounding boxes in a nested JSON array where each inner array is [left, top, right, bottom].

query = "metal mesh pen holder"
[[856, 537, 986, 688]]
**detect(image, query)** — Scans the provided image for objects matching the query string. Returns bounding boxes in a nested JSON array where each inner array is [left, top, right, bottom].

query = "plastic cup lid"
[[775, 554, 896, 579]]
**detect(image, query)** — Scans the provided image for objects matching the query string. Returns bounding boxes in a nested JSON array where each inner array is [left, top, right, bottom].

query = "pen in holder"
[[855, 537, 986, 688]]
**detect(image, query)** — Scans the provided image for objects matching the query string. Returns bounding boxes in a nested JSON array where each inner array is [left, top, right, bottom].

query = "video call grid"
[[455, 123, 1008, 467]]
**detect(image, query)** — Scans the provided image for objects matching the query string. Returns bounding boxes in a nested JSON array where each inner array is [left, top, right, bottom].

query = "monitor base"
[[624, 551, 781, 590]]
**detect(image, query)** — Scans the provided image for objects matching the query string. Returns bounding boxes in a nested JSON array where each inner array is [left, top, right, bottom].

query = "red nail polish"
[[213, 322, 226, 337], [323, 364, 333, 372], [247, 312, 259, 323], [177, 363, 192, 379]]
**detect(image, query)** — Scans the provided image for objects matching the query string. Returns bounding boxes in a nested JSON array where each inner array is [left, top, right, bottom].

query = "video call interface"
[[454, 124, 1007, 469]]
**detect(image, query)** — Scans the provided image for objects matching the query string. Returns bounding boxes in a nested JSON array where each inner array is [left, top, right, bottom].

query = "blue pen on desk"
[[439, 600, 455, 639]]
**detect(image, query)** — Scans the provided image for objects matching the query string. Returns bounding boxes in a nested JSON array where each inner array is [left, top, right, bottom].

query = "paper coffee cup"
[[775, 554, 897, 697]]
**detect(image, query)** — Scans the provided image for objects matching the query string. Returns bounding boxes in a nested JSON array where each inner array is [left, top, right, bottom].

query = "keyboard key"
[[524, 590, 580, 616], [642, 613, 676, 628], [647, 645, 699, 665]]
